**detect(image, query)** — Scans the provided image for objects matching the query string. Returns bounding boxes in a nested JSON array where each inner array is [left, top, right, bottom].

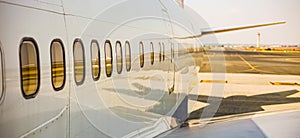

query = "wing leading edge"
[[174, 21, 286, 39]]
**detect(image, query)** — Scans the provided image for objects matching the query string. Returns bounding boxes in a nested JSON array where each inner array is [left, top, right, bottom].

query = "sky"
[[185, 0, 300, 45]]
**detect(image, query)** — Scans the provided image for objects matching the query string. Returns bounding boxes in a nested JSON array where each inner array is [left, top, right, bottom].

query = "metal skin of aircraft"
[[0, 0, 285, 137]]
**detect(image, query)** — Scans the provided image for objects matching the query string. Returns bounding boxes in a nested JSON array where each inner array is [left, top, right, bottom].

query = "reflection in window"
[[73, 39, 85, 85], [150, 42, 154, 65], [159, 42, 162, 62], [125, 41, 131, 72], [116, 41, 123, 74], [19, 38, 40, 99], [105, 40, 113, 77], [139, 42, 144, 68], [50, 39, 66, 91], [0, 43, 4, 101], [91, 40, 100, 81]]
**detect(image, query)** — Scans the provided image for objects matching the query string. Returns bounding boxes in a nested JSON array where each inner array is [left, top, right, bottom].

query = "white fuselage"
[[0, 0, 200, 137]]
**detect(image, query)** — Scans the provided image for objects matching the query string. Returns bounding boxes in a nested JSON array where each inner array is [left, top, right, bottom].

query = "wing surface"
[[174, 21, 286, 39]]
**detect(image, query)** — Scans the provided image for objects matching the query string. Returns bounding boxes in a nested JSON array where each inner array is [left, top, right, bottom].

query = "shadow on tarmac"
[[188, 89, 300, 119]]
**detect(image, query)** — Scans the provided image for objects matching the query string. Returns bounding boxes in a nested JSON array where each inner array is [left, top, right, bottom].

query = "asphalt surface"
[[161, 47, 300, 138], [194, 47, 300, 75]]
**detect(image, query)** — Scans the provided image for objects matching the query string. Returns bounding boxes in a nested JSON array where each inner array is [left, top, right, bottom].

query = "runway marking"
[[200, 80, 228, 84], [269, 82, 300, 86], [238, 55, 256, 70]]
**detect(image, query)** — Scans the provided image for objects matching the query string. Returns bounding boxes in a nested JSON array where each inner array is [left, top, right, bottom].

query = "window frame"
[[50, 39, 66, 91], [90, 40, 101, 81], [125, 41, 131, 72], [73, 38, 86, 86], [0, 41, 4, 103], [139, 42, 144, 68], [162, 42, 165, 61], [159, 42, 162, 62], [19, 37, 41, 99], [104, 40, 113, 77]]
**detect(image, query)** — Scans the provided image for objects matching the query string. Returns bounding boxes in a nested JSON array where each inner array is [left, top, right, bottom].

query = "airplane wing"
[[174, 21, 286, 39]]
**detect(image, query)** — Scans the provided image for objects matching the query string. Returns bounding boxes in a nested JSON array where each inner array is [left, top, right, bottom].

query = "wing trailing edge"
[[174, 21, 286, 39]]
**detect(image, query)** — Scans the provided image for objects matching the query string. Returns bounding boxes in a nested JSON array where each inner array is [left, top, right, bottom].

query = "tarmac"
[[158, 47, 300, 137], [197, 47, 300, 75]]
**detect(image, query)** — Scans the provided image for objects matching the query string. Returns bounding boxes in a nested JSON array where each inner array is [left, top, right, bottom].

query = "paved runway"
[[195, 47, 300, 75], [164, 47, 300, 137]]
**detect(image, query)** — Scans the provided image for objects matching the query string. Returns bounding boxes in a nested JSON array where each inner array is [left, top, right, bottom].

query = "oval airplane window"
[[73, 39, 85, 86], [91, 40, 100, 81], [139, 42, 144, 68], [19, 38, 40, 99], [50, 39, 66, 91], [125, 41, 131, 72], [171, 43, 175, 61], [162, 42, 165, 61], [171, 43, 174, 63], [115, 41, 123, 74], [159, 42, 162, 62], [150, 42, 154, 65], [0, 42, 4, 101], [105, 40, 113, 77]]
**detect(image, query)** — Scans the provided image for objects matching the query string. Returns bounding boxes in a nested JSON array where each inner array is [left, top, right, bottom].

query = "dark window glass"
[[50, 39, 66, 91], [105, 40, 113, 77], [115, 41, 123, 74], [125, 41, 131, 72], [139, 42, 144, 68], [150, 42, 154, 65], [73, 39, 85, 85], [90, 40, 100, 81], [19, 38, 40, 99]]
